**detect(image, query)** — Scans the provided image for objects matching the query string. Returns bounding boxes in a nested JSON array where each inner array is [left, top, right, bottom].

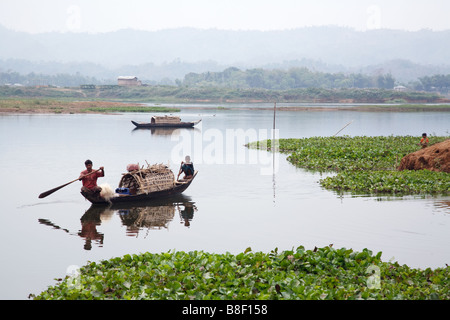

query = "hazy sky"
[[0, 0, 449, 33]]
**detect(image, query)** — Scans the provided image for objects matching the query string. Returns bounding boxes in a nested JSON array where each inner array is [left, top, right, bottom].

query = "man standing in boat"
[[79, 160, 105, 195]]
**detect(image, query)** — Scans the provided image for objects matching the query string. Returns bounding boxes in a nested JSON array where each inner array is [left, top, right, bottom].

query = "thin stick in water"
[[333, 120, 354, 137]]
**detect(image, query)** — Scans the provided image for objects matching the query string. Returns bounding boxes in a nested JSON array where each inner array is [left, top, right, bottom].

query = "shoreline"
[[1, 99, 450, 114]]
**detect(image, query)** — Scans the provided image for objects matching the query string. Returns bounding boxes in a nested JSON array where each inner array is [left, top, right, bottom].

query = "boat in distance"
[[131, 115, 201, 128]]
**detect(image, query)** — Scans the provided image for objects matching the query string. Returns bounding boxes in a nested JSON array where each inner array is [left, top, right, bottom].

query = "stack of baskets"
[[151, 116, 181, 124], [118, 163, 175, 195]]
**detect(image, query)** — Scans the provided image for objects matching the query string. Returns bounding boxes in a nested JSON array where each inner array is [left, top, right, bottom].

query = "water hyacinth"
[[248, 135, 449, 195], [320, 170, 450, 195], [31, 246, 450, 300]]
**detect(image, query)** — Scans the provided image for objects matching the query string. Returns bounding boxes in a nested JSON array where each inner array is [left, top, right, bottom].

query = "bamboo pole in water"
[[273, 102, 277, 203], [333, 120, 354, 137]]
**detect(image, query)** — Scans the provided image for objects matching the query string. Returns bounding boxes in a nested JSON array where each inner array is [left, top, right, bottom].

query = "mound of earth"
[[398, 139, 450, 173]]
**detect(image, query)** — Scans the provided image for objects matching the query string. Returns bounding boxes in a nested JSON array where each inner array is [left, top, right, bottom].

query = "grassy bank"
[[31, 246, 450, 300], [0, 98, 180, 114], [1, 85, 449, 104], [248, 136, 450, 195], [1, 97, 450, 115]]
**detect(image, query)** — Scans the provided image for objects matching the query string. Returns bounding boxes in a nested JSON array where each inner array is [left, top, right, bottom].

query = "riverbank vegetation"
[[181, 68, 450, 94], [248, 135, 450, 195], [0, 98, 179, 114], [182, 67, 397, 90], [2, 65, 449, 94], [2, 98, 449, 115], [1, 84, 447, 104], [31, 245, 450, 300]]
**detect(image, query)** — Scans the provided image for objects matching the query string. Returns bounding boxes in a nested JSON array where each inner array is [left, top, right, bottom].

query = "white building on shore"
[[117, 76, 142, 86]]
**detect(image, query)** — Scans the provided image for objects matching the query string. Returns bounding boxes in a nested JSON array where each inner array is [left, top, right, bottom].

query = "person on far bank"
[[79, 159, 105, 195], [419, 133, 429, 148], [178, 155, 194, 180]]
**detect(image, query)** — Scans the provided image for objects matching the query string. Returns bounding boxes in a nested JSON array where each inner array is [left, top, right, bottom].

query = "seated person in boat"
[[178, 155, 194, 180], [79, 159, 105, 195]]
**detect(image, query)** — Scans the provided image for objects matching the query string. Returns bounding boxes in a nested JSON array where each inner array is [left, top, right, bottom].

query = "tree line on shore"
[[180, 67, 396, 90], [1, 67, 449, 95], [0, 85, 444, 104]]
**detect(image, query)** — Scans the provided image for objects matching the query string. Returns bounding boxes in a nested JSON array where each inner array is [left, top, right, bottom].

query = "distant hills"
[[0, 25, 449, 85]]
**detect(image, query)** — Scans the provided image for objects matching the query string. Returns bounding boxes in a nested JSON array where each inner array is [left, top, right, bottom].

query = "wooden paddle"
[[176, 162, 183, 181], [38, 169, 101, 199]]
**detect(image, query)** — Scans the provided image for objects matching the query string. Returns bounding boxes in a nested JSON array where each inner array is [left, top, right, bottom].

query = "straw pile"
[[99, 183, 115, 200], [118, 163, 175, 194], [152, 116, 181, 124], [398, 139, 450, 173]]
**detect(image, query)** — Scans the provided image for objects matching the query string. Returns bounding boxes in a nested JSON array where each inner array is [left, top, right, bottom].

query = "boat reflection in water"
[[39, 195, 197, 250], [131, 126, 201, 137], [118, 196, 197, 237]]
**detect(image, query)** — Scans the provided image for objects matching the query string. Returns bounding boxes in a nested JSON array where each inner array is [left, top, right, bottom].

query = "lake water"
[[1, 104, 449, 299]]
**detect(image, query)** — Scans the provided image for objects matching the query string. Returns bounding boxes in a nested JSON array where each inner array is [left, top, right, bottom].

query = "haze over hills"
[[0, 24, 449, 84]]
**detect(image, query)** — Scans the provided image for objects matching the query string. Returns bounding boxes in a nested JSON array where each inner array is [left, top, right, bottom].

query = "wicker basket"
[[151, 116, 181, 124], [118, 163, 175, 195]]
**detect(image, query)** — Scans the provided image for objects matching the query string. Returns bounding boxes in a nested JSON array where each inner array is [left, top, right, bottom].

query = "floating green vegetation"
[[248, 135, 450, 195], [84, 106, 180, 113], [321, 170, 450, 194], [31, 246, 450, 300]]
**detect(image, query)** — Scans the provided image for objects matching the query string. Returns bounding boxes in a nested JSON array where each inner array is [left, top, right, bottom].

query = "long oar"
[[38, 169, 101, 199]]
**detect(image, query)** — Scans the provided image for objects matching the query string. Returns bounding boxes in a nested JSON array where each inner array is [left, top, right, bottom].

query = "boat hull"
[[82, 172, 197, 205], [131, 120, 201, 128]]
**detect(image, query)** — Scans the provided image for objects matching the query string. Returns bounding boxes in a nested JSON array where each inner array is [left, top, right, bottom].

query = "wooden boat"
[[81, 163, 197, 205], [131, 115, 201, 128]]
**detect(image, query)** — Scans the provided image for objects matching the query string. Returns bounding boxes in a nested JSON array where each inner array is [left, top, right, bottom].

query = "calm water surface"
[[1, 104, 449, 299]]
